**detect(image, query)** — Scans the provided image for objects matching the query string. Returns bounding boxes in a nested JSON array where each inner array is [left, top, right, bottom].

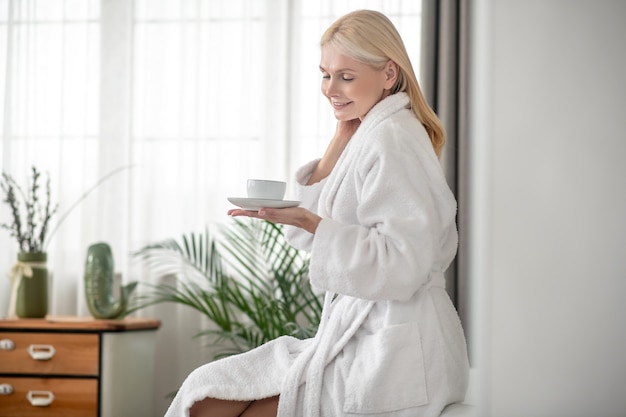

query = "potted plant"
[[1, 167, 56, 318], [130, 218, 323, 359]]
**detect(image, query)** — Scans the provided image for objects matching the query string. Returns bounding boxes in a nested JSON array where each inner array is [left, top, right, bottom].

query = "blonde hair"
[[320, 10, 445, 157]]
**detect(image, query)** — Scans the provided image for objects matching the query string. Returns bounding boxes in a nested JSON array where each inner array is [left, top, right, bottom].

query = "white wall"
[[469, 1, 626, 416]]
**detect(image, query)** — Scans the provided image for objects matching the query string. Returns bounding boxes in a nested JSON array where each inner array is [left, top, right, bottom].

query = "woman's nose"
[[323, 78, 337, 97]]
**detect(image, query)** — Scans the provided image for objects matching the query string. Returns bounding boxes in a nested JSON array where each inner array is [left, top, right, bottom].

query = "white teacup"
[[247, 179, 286, 200]]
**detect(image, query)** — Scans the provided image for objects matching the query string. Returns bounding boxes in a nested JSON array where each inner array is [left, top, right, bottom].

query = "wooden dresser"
[[0, 316, 161, 417]]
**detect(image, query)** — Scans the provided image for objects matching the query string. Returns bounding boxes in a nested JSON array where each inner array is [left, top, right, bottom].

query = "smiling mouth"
[[332, 100, 352, 109]]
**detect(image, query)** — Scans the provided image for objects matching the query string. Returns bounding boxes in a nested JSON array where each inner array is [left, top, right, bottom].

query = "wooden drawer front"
[[0, 377, 98, 417], [0, 333, 99, 376]]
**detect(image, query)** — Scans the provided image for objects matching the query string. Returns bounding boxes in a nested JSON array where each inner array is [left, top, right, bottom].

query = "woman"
[[166, 10, 469, 417]]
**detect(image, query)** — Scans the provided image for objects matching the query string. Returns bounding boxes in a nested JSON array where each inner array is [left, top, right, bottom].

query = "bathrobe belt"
[[424, 272, 446, 290]]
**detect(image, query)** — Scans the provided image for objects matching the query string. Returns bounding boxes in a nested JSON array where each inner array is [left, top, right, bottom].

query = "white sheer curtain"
[[0, 1, 423, 414]]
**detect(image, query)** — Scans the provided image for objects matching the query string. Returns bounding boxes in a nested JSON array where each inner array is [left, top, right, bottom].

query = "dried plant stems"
[[0, 167, 58, 253]]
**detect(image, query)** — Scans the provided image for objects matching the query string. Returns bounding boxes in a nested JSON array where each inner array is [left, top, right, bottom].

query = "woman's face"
[[320, 44, 395, 121]]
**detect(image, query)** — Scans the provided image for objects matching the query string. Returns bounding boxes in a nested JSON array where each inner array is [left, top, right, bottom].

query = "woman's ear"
[[383, 60, 399, 89]]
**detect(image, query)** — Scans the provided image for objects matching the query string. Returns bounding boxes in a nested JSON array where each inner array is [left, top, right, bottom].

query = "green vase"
[[16, 252, 48, 318], [84, 242, 137, 319]]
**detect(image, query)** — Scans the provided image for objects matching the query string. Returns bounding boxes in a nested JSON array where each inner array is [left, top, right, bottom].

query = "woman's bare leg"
[[189, 397, 251, 417], [240, 396, 279, 417]]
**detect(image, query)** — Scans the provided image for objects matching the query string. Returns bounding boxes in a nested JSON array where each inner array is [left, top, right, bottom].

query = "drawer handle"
[[0, 383, 14, 395], [28, 344, 56, 361], [27, 390, 55, 407], [0, 339, 15, 351]]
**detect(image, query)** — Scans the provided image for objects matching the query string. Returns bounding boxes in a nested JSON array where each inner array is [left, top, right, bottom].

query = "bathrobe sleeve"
[[309, 117, 458, 302], [283, 158, 327, 251]]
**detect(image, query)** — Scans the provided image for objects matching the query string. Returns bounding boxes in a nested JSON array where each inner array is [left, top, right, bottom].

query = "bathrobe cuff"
[[284, 158, 326, 251], [293, 158, 325, 211]]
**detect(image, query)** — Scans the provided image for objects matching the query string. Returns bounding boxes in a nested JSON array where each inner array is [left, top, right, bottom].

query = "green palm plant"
[[129, 218, 322, 359]]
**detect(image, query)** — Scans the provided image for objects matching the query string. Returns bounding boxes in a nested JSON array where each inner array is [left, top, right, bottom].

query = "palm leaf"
[[130, 219, 322, 360]]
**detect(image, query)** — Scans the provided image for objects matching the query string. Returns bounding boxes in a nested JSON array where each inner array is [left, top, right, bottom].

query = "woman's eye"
[[320, 73, 353, 81]]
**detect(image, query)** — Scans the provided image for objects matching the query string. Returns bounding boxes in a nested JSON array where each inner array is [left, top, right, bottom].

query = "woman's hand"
[[334, 118, 361, 141], [227, 207, 322, 234]]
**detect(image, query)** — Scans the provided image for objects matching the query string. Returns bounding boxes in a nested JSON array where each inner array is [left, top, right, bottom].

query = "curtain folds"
[[421, 0, 472, 358]]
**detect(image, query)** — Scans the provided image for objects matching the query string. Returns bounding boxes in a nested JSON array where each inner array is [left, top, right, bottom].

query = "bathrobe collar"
[[320, 92, 411, 217]]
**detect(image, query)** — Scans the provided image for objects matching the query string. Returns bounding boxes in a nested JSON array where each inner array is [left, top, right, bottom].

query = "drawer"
[[0, 377, 98, 417], [0, 332, 99, 376]]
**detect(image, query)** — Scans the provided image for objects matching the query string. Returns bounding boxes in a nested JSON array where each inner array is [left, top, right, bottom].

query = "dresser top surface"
[[0, 316, 161, 332]]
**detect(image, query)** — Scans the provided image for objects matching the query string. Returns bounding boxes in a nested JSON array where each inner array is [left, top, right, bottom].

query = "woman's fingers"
[[227, 207, 321, 234]]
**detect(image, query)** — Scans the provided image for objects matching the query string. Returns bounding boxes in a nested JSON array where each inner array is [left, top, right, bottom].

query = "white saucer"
[[228, 197, 301, 211]]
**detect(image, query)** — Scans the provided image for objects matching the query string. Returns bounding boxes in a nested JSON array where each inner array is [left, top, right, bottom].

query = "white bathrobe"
[[164, 93, 469, 417]]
